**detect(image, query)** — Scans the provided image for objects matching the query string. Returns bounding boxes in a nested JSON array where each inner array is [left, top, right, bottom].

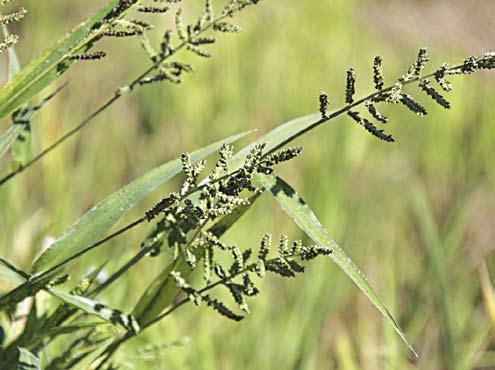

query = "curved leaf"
[[32, 131, 252, 274], [230, 113, 320, 167], [254, 172, 418, 358]]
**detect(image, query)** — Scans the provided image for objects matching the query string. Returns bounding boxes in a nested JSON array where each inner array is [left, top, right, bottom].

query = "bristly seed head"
[[373, 56, 385, 90], [319, 91, 329, 119], [345, 68, 356, 105]]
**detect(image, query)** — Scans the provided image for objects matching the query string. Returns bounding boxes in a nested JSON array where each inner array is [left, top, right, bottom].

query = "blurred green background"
[[1, 0, 495, 369]]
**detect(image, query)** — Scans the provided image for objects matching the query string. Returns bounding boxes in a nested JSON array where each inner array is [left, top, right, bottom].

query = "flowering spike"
[[345, 68, 356, 104], [319, 91, 329, 119], [373, 56, 385, 90]]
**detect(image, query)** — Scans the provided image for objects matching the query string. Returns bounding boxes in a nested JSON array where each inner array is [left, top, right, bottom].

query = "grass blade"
[[254, 172, 417, 358], [0, 125, 22, 160], [0, 257, 28, 286], [0, 0, 124, 120], [230, 113, 320, 167], [0, 86, 65, 165], [10, 85, 67, 171], [32, 130, 252, 274], [17, 348, 41, 370], [49, 289, 140, 334]]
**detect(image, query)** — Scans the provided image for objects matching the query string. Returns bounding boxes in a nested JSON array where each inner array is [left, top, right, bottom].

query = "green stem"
[[0, 13, 231, 188]]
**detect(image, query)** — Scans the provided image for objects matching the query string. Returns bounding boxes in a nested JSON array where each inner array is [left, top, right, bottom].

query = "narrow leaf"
[[0, 0, 126, 120], [32, 131, 252, 274], [0, 257, 28, 286], [10, 85, 67, 171], [49, 289, 140, 333], [0, 85, 65, 164], [230, 113, 320, 168], [11, 122, 31, 171], [17, 348, 41, 370], [254, 172, 417, 357], [0, 125, 21, 161]]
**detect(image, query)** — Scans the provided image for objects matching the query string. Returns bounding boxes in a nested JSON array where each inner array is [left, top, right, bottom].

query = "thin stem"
[[0, 217, 146, 308], [87, 243, 152, 297], [36, 216, 146, 282], [95, 264, 255, 368], [1, 62, 465, 308], [0, 13, 231, 188], [270, 63, 464, 153]]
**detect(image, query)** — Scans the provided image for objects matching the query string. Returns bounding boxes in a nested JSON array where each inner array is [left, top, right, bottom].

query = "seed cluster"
[[318, 48, 495, 143], [319, 91, 329, 119], [169, 233, 333, 321], [0, 1, 26, 54]]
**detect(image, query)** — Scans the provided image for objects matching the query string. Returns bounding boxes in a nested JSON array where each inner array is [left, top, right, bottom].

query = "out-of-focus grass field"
[[1, 1, 495, 369]]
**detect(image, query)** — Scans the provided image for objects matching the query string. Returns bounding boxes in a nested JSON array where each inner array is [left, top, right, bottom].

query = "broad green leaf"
[[254, 172, 417, 357], [32, 131, 252, 274], [0, 0, 125, 121], [49, 289, 140, 334], [230, 113, 320, 168], [17, 347, 41, 370], [134, 195, 260, 326]]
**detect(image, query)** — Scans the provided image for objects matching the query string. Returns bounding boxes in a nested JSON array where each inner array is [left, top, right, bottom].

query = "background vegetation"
[[1, 0, 494, 369]]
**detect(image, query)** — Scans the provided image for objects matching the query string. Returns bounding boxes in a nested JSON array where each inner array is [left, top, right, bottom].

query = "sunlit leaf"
[[254, 172, 417, 357], [49, 289, 140, 333], [17, 348, 41, 370], [0, 0, 127, 121]]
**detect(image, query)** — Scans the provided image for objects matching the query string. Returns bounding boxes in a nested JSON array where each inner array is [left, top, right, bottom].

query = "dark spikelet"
[[419, 80, 451, 109], [348, 111, 394, 142], [478, 51, 495, 70], [189, 37, 216, 46], [400, 93, 427, 116], [187, 44, 212, 58], [402, 48, 430, 81], [373, 56, 385, 90], [102, 0, 138, 23], [460, 56, 478, 74], [213, 22, 241, 33], [434, 63, 453, 92], [203, 295, 244, 321], [70, 51, 107, 60], [413, 48, 429, 77], [385, 82, 403, 104], [138, 5, 169, 13], [345, 68, 356, 104], [264, 147, 303, 166], [319, 91, 329, 119], [145, 193, 180, 221], [365, 100, 388, 123]]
